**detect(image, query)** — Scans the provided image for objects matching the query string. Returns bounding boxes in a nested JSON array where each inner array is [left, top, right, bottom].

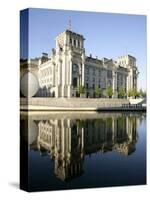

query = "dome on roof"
[[20, 72, 39, 97]]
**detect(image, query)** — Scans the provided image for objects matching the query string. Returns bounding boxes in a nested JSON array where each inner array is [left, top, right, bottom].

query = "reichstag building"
[[37, 29, 138, 98]]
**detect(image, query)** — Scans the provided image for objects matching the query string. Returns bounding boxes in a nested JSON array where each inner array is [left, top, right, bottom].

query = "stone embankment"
[[20, 97, 145, 111]]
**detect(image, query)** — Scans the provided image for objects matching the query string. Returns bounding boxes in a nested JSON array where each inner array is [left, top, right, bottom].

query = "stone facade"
[[37, 29, 138, 98]]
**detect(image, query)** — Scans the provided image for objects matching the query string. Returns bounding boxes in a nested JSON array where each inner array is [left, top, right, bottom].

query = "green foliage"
[[106, 86, 113, 98], [107, 118, 112, 128], [118, 87, 126, 98], [133, 89, 139, 98], [135, 90, 140, 98], [128, 88, 146, 98], [77, 119, 85, 128], [128, 89, 134, 97], [95, 86, 101, 97], [139, 88, 146, 98], [77, 85, 85, 94], [142, 91, 146, 98]]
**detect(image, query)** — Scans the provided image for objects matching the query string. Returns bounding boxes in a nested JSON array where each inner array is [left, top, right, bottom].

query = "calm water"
[[20, 111, 146, 191]]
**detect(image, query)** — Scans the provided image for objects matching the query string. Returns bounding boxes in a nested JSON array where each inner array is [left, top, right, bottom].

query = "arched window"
[[108, 80, 112, 86], [72, 63, 79, 73], [70, 38, 72, 45], [78, 40, 80, 47], [72, 64, 79, 88]]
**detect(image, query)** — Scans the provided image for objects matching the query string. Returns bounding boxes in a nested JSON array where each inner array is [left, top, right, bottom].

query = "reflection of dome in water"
[[28, 120, 38, 145], [20, 72, 39, 97], [21, 119, 38, 145]]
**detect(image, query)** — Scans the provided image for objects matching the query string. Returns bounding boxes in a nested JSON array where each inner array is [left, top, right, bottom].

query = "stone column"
[[61, 119, 65, 159], [112, 118, 115, 144], [58, 60, 62, 85], [78, 63, 80, 86], [81, 127, 84, 157], [82, 55, 85, 86], [55, 87, 59, 98], [57, 60, 62, 97], [112, 71, 116, 98], [61, 58, 65, 97], [67, 59, 72, 98], [130, 69, 133, 89], [76, 38, 78, 47], [68, 119, 71, 155], [77, 76, 80, 87], [52, 64, 55, 86], [78, 63, 82, 86], [69, 59, 72, 85]]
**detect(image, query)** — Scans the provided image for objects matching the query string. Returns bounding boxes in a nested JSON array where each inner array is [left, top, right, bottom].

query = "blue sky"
[[22, 8, 146, 90]]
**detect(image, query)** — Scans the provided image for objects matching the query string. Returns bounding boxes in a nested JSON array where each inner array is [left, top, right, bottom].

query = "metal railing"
[[122, 104, 143, 108]]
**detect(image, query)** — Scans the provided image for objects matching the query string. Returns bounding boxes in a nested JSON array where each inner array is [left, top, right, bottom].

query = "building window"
[[93, 84, 95, 89], [74, 39, 76, 46], [107, 80, 112, 87], [93, 77, 95, 82], [70, 38, 72, 45], [72, 77, 77, 87], [93, 68, 95, 75], [86, 83, 89, 89], [78, 40, 80, 47], [99, 70, 101, 76], [86, 67, 89, 74], [86, 76, 89, 81], [107, 70, 112, 79], [72, 64, 79, 73]]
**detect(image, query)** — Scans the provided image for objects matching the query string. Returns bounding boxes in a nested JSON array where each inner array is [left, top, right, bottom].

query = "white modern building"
[[38, 29, 138, 98]]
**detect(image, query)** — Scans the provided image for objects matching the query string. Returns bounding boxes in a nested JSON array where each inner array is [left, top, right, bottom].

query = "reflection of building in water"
[[37, 119, 84, 181], [114, 116, 137, 155], [30, 115, 138, 181], [84, 116, 137, 156]]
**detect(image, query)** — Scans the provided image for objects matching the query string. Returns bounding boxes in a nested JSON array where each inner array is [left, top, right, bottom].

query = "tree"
[[77, 85, 85, 97], [106, 86, 113, 98], [135, 90, 140, 98], [118, 87, 126, 98], [142, 91, 146, 98], [139, 88, 143, 97], [128, 88, 139, 98], [132, 88, 139, 99], [95, 86, 101, 98], [139, 88, 146, 98], [128, 89, 134, 98]]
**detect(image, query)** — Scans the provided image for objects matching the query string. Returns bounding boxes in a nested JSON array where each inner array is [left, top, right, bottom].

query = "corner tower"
[[117, 55, 138, 95], [55, 29, 85, 97]]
